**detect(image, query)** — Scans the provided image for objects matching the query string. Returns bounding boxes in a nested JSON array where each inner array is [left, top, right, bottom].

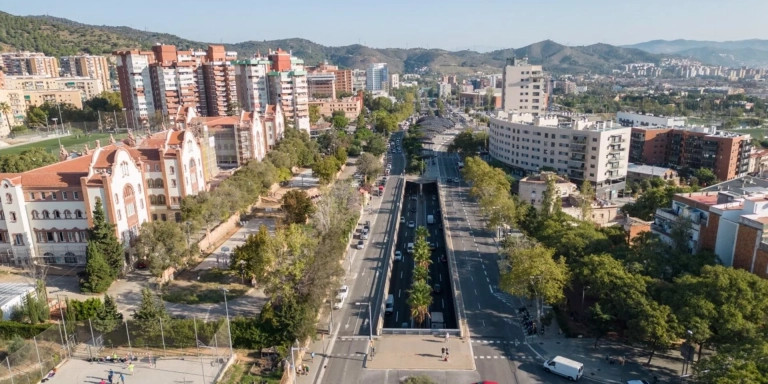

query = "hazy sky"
[[4, 0, 768, 51]]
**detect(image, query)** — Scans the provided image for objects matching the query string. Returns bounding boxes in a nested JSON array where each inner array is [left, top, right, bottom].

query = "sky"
[[4, 0, 768, 51]]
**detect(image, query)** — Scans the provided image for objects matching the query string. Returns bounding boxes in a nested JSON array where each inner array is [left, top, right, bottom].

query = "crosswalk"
[[471, 339, 521, 346]]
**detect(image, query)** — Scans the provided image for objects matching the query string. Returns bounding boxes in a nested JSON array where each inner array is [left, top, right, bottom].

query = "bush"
[[0, 322, 50, 339]]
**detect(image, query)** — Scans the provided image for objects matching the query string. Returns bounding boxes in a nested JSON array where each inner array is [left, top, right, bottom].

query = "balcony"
[[572, 136, 587, 144], [571, 143, 586, 153], [608, 145, 624, 152], [570, 154, 585, 162], [568, 163, 585, 170]]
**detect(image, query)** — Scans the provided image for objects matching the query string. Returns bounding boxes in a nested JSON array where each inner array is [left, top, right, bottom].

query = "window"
[[0, 232, 6, 243], [116, 210, 122, 221], [52, 192, 57, 200], [171, 179, 177, 187], [152, 214, 158, 221], [160, 214, 167, 221], [170, 166, 175, 175], [41, 192, 46, 199], [67, 232, 74, 242], [29, 192, 36, 200], [121, 161, 129, 177], [5, 193, 11, 204], [62, 191, 68, 200], [9, 212, 16, 222], [75, 210, 83, 219], [37, 232, 45, 242], [155, 179, 163, 188], [43, 210, 50, 219], [73, 191, 79, 200], [46, 232, 54, 242], [64, 210, 71, 219], [0, 211, 3, 220], [53, 210, 61, 219], [57, 232, 65, 242], [155, 164, 160, 172], [43, 252, 55, 264], [64, 252, 77, 264], [114, 193, 119, 204], [13, 234, 24, 245], [32, 210, 39, 219]]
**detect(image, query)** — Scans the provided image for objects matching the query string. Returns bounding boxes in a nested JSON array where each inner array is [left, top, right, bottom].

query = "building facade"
[[1, 52, 59, 77], [501, 57, 548, 114], [626, 163, 679, 185], [113, 50, 156, 126], [489, 111, 630, 199], [629, 126, 751, 181], [307, 93, 363, 120], [0, 89, 27, 136], [201, 46, 238, 117], [59, 55, 111, 93], [3, 75, 104, 100], [0, 129, 207, 266], [352, 69, 366, 92], [366, 63, 388, 92], [518, 172, 576, 207]]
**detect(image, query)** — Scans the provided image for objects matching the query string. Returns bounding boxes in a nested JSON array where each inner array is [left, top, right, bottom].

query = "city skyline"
[[3, 0, 768, 52]]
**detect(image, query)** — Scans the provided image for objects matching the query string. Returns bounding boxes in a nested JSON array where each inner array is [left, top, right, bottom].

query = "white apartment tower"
[[366, 63, 389, 92], [501, 57, 548, 114], [489, 112, 630, 199]]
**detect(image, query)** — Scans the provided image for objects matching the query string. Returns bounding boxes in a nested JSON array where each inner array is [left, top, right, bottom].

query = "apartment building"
[[308, 92, 363, 120], [3, 75, 104, 100], [652, 177, 768, 278], [501, 57, 548, 114], [306, 63, 354, 97], [489, 111, 630, 199], [629, 126, 751, 181], [352, 69, 366, 92], [201, 46, 238, 117], [366, 63, 388, 92], [22, 90, 84, 110], [0, 128, 206, 266], [113, 49, 156, 125], [0, 89, 26, 136], [390, 73, 400, 90], [59, 55, 111, 93], [307, 70, 336, 99], [1, 52, 59, 77], [617, 111, 686, 128]]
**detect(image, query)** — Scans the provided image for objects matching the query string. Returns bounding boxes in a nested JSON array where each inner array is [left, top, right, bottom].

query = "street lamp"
[[122, 108, 128, 130], [51, 118, 58, 135], [290, 339, 305, 384], [221, 289, 234, 357]]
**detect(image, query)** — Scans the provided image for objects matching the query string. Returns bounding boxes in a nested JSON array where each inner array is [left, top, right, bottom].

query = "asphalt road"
[[320, 132, 407, 384], [384, 180, 456, 329]]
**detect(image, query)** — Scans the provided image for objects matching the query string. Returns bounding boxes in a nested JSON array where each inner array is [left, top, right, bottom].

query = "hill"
[[0, 11, 662, 75], [625, 39, 768, 67]]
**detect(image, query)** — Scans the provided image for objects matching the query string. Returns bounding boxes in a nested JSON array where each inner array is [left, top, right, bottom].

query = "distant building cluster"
[[613, 58, 767, 81]]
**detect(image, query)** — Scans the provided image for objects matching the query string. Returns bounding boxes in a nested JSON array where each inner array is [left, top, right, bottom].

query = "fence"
[[0, 317, 232, 384]]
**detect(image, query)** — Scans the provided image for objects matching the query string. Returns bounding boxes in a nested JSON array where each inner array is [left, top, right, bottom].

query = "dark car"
[[433, 283, 441, 294]]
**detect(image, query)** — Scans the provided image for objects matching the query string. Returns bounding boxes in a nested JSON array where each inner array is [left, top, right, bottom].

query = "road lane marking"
[[489, 285, 494, 294]]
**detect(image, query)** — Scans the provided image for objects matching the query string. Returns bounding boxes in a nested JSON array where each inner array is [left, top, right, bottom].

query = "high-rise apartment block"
[[629, 126, 751, 181], [501, 57, 548, 114], [233, 49, 310, 133], [489, 111, 630, 198], [114, 45, 240, 128], [1, 52, 60, 77], [366, 63, 388, 92], [352, 69, 366, 92], [60, 55, 111, 93], [3, 75, 104, 100]]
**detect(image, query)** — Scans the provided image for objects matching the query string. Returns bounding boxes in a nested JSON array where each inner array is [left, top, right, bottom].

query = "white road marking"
[[489, 285, 494, 294], [398, 289, 401, 298]]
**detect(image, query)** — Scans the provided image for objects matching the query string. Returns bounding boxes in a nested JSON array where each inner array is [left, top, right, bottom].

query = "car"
[[400, 217, 406, 224], [441, 254, 447, 263], [394, 251, 403, 262], [410, 195, 417, 201], [361, 232, 369, 240], [334, 285, 349, 309], [452, 177, 460, 183], [356, 240, 364, 249], [432, 283, 441, 294], [408, 220, 415, 228], [429, 242, 438, 250]]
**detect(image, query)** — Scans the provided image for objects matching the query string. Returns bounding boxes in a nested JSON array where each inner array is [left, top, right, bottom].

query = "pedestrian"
[[100, 379, 106, 384], [108, 369, 114, 384], [310, 352, 315, 360], [120, 373, 125, 384], [127, 362, 134, 376], [445, 332, 449, 343], [148, 353, 153, 368]]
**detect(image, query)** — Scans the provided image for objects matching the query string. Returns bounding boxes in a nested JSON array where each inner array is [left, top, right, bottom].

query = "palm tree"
[[407, 280, 433, 326], [0, 102, 12, 133], [413, 265, 429, 282]]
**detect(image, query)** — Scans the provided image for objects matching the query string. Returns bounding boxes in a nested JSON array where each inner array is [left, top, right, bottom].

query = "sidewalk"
[[366, 335, 474, 371], [193, 216, 277, 271]]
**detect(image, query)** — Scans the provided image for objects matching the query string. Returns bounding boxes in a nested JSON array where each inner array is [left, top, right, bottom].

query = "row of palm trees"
[[408, 226, 434, 326]]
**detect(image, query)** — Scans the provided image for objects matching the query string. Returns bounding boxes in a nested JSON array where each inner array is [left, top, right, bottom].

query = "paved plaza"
[[51, 356, 227, 384]]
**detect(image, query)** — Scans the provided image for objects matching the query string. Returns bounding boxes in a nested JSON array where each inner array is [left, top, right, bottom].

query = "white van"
[[406, 243, 414, 253], [543, 355, 584, 381], [385, 294, 394, 315]]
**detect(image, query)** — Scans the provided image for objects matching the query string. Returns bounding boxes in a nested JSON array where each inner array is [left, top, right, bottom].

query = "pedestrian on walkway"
[[445, 332, 449, 343], [108, 369, 114, 384], [120, 373, 125, 384], [127, 362, 134, 376]]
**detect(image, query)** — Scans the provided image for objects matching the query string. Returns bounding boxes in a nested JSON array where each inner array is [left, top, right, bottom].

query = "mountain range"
[[624, 39, 768, 67], [1, 11, 766, 75]]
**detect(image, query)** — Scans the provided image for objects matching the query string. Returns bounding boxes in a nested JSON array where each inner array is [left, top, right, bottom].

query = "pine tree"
[[579, 180, 595, 221], [89, 198, 125, 279], [94, 294, 123, 333], [81, 240, 114, 293], [133, 287, 169, 321]]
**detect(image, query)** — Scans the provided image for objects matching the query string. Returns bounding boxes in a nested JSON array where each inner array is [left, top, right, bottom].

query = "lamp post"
[[221, 289, 234, 357], [122, 108, 128, 130], [290, 339, 304, 384], [51, 118, 58, 135]]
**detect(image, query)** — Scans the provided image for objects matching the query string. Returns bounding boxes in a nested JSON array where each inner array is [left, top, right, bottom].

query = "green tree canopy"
[[281, 190, 315, 224], [133, 220, 189, 277], [81, 241, 113, 293]]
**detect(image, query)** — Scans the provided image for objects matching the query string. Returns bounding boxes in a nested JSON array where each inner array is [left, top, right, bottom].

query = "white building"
[[616, 111, 686, 128], [3, 75, 106, 100], [233, 58, 272, 112], [366, 63, 389, 92], [489, 111, 631, 199], [518, 172, 577, 207], [501, 57, 548, 114], [114, 50, 156, 123], [0, 129, 207, 266], [352, 69, 367, 92], [390, 73, 400, 90]]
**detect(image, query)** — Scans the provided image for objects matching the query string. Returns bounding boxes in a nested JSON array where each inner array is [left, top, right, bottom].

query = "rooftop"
[[627, 163, 676, 176], [0, 282, 35, 307], [702, 176, 768, 197]]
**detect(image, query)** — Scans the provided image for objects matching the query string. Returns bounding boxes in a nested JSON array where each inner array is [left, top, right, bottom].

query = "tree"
[[407, 280, 433, 326], [334, 147, 348, 166], [694, 168, 717, 186], [133, 287, 169, 321], [281, 190, 315, 224], [0, 147, 58, 173], [355, 153, 382, 183], [355, 126, 373, 141], [364, 134, 388, 156], [231, 225, 276, 284], [81, 241, 113, 293], [355, 113, 366, 129], [0, 102, 12, 131], [373, 110, 397, 133], [539, 173, 562, 217], [499, 240, 569, 327], [312, 156, 340, 185], [627, 300, 680, 365], [93, 294, 123, 333], [133, 221, 189, 277], [26, 106, 48, 127], [309, 105, 321, 125], [331, 110, 349, 129], [579, 180, 595, 220], [89, 199, 125, 278], [404, 375, 437, 384], [694, 338, 768, 384], [371, 97, 393, 112]]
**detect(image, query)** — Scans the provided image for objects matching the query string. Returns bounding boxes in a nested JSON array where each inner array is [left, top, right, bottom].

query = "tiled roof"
[[9, 153, 94, 187]]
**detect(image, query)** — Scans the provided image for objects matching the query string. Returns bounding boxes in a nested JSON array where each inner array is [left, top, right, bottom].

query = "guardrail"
[[374, 176, 405, 337]]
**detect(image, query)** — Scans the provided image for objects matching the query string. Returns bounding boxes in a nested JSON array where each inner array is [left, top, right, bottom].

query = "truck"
[[430, 311, 444, 329], [427, 214, 435, 224], [542, 355, 584, 381]]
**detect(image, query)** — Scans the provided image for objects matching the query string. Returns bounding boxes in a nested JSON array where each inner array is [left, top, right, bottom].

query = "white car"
[[394, 251, 403, 262], [334, 285, 349, 309], [356, 240, 364, 249], [408, 220, 415, 228]]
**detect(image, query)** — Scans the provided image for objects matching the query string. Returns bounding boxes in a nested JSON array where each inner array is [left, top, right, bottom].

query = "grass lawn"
[[723, 127, 767, 138], [219, 359, 283, 384], [0, 132, 128, 156], [162, 282, 248, 305]]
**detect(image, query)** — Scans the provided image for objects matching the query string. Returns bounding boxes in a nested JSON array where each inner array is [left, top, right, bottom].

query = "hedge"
[[0, 321, 51, 339]]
